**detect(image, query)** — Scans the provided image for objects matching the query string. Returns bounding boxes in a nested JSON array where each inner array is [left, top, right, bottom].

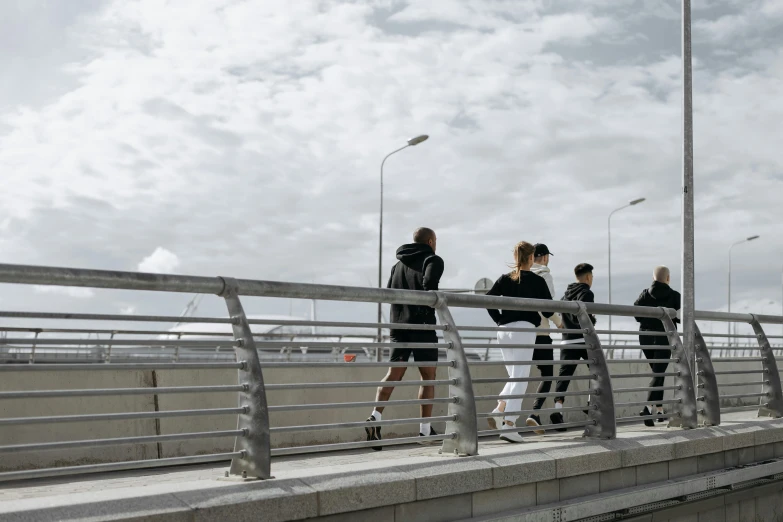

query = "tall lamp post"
[[727, 235, 760, 346], [608, 197, 646, 344], [377, 135, 429, 359]]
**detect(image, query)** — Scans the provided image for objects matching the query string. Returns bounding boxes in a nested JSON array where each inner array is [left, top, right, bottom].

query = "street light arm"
[[380, 145, 410, 177]]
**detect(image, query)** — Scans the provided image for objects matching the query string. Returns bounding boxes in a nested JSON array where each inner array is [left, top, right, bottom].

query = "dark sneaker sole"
[[526, 417, 545, 435], [365, 423, 382, 451]]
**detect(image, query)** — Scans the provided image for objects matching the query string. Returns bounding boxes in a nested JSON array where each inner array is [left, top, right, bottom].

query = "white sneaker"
[[487, 407, 504, 430], [499, 423, 524, 443]]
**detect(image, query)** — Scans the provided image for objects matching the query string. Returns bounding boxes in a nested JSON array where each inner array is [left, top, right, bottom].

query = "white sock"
[[420, 422, 431, 435], [371, 410, 382, 421], [555, 402, 563, 409]]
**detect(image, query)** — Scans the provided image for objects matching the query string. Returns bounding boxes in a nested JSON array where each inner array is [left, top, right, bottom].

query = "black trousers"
[[640, 331, 671, 406], [554, 343, 589, 403], [532, 336, 554, 411]]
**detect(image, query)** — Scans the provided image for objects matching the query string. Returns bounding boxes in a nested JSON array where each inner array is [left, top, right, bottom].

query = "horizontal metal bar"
[[268, 397, 456, 412], [719, 393, 768, 400], [265, 379, 455, 390], [254, 341, 449, 349], [271, 433, 456, 456], [468, 361, 591, 366], [480, 421, 594, 436], [614, 386, 681, 393], [247, 318, 445, 330], [457, 326, 583, 334], [462, 343, 543, 349], [270, 415, 456, 434], [714, 370, 764, 375], [754, 314, 783, 325], [615, 399, 681, 408], [712, 381, 766, 388], [0, 384, 245, 400], [1, 338, 238, 347], [603, 345, 674, 350], [720, 405, 761, 413], [0, 407, 246, 426], [611, 373, 680, 379], [606, 359, 677, 364], [712, 358, 764, 363], [694, 310, 753, 322], [259, 361, 454, 368], [0, 429, 243, 454], [701, 332, 761, 338], [472, 375, 596, 384], [476, 406, 590, 417], [0, 310, 232, 324], [616, 415, 672, 424], [0, 362, 245, 371], [0, 452, 240, 483], [595, 330, 669, 336], [475, 390, 594, 401]]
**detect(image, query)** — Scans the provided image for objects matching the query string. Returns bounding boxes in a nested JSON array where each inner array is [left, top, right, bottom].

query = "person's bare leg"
[[418, 366, 436, 418], [374, 367, 407, 414]]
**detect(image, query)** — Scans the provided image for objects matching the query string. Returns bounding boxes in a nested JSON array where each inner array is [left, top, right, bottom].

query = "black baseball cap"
[[534, 243, 553, 257]]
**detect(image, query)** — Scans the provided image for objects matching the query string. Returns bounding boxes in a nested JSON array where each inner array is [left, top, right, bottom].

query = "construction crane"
[[174, 294, 203, 328]]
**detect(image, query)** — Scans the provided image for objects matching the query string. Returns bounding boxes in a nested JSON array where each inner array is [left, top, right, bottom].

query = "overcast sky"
[[1, 0, 782, 332]]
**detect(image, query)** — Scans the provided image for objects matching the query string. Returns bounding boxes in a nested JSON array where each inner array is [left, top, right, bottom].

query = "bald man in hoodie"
[[634, 266, 681, 426]]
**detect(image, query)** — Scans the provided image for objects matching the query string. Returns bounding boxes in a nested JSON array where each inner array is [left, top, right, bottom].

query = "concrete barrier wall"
[[0, 359, 767, 471]]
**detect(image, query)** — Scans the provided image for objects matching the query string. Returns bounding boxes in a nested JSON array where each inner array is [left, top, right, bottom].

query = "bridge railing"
[[0, 263, 781, 483]]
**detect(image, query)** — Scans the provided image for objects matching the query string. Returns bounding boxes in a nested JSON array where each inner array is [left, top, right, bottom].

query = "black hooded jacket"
[[634, 281, 681, 331], [560, 282, 596, 342], [387, 243, 444, 338]]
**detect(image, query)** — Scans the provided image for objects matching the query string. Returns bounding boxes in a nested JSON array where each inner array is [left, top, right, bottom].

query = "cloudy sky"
[[1, 0, 782, 332]]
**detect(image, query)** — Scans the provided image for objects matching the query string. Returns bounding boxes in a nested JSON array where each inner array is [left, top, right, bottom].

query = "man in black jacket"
[[634, 265, 681, 426], [365, 227, 444, 450], [551, 263, 596, 431]]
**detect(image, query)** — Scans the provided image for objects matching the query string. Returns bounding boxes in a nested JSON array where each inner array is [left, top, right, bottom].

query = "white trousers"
[[496, 321, 536, 423]]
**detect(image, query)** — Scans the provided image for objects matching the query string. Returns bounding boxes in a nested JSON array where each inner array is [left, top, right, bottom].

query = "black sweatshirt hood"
[[396, 243, 434, 263], [564, 282, 591, 300], [648, 280, 673, 301]]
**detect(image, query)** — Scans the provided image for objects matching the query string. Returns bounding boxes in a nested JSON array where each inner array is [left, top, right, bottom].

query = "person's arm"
[[485, 277, 504, 324], [539, 278, 554, 318], [672, 291, 682, 325], [585, 289, 597, 324], [386, 265, 396, 289], [422, 256, 444, 291], [633, 290, 646, 323]]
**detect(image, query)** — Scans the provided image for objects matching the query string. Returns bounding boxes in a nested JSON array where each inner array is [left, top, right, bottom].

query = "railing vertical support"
[[576, 303, 616, 439], [218, 277, 272, 479], [749, 315, 783, 418], [29, 331, 39, 364], [693, 324, 720, 426], [659, 311, 697, 428], [434, 294, 478, 456]]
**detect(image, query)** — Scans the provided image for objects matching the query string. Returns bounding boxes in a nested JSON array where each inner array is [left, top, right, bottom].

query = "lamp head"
[[629, 197, 646, 206], [747, 235, 760, 241], [407, 135, 429, 146]]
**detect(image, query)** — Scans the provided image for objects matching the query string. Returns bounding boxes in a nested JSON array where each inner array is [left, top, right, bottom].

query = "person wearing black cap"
[[527, 243, 563, 434]]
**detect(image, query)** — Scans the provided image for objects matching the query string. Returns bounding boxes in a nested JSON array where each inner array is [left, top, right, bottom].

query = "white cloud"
[[0, 0, 781, 321], [33, 286, 94, 298], [138, 247, 180, 274], [119, 305, 136, 315]]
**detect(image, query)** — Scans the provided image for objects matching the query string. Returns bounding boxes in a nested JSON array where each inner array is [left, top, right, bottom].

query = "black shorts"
[[389, 331, 439, 363]]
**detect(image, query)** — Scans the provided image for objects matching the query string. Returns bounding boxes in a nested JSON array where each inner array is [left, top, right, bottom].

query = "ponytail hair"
[[508, 241, 535, 281]]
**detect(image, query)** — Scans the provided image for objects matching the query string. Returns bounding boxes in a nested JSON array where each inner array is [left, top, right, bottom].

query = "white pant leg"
[[496, 322, 536, 423]]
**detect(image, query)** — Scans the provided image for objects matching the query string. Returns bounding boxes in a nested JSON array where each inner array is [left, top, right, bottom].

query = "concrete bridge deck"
[[3, 412, 783, 522]]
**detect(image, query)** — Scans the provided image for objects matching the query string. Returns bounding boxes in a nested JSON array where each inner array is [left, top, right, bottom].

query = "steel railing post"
[[749, 315, 783, 418], [693, 324, 720, 426], [434, 293, 478, 456], [659, 310, 697, 428], [576, 302, 616, 439], [218, 277, 272, 479]]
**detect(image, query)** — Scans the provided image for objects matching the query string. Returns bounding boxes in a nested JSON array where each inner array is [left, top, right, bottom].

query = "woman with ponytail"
[[485, 241, 555, 443]]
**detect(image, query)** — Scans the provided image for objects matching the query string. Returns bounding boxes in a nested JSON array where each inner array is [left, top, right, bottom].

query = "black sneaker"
[[365, 416, 382, 451], [526, 414, 545, 435], [640, 408, 655, 427], [550, 412, 567, 432], [418, 427, 438, 445], [657, 410, 666, 423]]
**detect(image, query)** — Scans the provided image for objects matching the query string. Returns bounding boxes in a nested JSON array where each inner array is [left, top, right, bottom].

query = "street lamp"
[[728, 235, 760, 346], [608, 197, 646, 344], [377, 135, 429, 356]]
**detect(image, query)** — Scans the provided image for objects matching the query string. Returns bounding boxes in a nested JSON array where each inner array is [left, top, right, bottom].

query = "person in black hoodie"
[[551, 263, 596, 431], [365, 227, 444, 450], [634, 265, 681, 426]]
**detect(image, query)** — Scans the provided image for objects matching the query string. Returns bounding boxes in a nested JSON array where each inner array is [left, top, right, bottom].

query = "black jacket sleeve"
[[584, 289, 597, 325], [422, 255, 444, 291], [485, 277, 504, 325], [386, 265, 395, 289], [672, 291, 682, 325], [633, 290, 646, 323]]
